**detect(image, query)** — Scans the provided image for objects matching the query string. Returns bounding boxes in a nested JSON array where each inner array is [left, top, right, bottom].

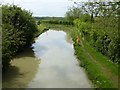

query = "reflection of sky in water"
[[29, 30, 92, 88], [32, 30, 73, 59]]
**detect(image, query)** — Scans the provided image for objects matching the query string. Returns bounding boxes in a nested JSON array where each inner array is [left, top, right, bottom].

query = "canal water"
[[3, 29, 92, 88], [28, 30, 92, 88]]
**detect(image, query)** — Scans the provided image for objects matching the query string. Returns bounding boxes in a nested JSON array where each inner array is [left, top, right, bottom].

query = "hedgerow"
[[2, 5, 38, 69]]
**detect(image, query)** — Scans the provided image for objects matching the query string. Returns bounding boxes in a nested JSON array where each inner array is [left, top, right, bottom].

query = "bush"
[[2, 5, 38, 69], [73, 16, 119, 63]]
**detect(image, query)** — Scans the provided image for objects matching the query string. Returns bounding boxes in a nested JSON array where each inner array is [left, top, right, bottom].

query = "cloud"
[[3, 0, 119, 4], [3, 0, 72, 4], [2, 0, 74, 17]]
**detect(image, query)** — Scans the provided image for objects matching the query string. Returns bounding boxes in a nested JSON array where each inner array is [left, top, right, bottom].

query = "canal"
[[3, 30, 92, 88]]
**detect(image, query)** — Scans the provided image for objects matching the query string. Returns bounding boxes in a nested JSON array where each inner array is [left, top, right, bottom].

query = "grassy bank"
[[73, 39, 118, 88], [41, 23, 73, 32], [35, 25, 49, 37], [72, 29, 119, 88], [43, 23, 119, 88]]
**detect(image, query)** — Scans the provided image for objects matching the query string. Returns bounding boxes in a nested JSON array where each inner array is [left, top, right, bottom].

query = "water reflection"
[[28, 30, 92, 88], [2, 47, 39, 88], [65, 31, 73, 44]]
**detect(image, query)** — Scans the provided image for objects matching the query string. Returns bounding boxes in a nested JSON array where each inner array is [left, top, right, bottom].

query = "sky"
[[2, 0, 118, 17], [2, 0, 75, 17]]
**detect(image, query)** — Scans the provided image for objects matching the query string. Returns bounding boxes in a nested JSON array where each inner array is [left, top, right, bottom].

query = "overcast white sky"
[[2, 0, 75, 17], [2, 0, 118, 17]]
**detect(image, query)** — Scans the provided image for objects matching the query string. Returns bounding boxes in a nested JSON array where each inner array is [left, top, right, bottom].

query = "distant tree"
[[65, 6, 83, 22]]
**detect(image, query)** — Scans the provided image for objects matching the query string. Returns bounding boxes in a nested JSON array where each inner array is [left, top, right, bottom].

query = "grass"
[[33, 25, 49, 46], [41, 23, 73, 32], [82, 40, 118, 76], [73, 42, 118, 88], [73, 34, 119, 88], [38, 25, 46, 31], [35, 25, 49, 37]]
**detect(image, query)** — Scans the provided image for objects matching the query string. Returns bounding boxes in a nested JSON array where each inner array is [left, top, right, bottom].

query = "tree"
[[65, 6, 83, 22]]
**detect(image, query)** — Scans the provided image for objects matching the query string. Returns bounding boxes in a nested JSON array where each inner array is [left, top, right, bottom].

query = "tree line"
[[34, 16, 64, 20], [39, 19, 74, 25]]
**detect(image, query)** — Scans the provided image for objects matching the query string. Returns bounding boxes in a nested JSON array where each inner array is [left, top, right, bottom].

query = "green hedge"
[[73, 16, 119, 63], [40, 19, 74, 25], [2, 5, 38, 69]]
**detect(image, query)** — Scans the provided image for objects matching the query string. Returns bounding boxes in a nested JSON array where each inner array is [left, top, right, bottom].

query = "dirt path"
[[79, 39, 118, 87]]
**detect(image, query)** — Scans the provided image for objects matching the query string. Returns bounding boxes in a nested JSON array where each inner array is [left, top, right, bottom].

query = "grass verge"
[[35, 25, 49, 37], [73, 38, 119, 88], [82, 40, 118, 76]]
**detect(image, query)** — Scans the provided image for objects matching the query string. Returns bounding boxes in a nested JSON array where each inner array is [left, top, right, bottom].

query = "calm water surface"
[[28, 30, 92, 88]]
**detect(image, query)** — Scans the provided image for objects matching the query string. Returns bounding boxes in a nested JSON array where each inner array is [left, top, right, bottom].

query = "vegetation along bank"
[[2, 5, 48, 70]]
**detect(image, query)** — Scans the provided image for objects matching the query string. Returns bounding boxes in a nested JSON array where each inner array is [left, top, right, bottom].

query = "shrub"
[[2, 5, 38, 69]]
